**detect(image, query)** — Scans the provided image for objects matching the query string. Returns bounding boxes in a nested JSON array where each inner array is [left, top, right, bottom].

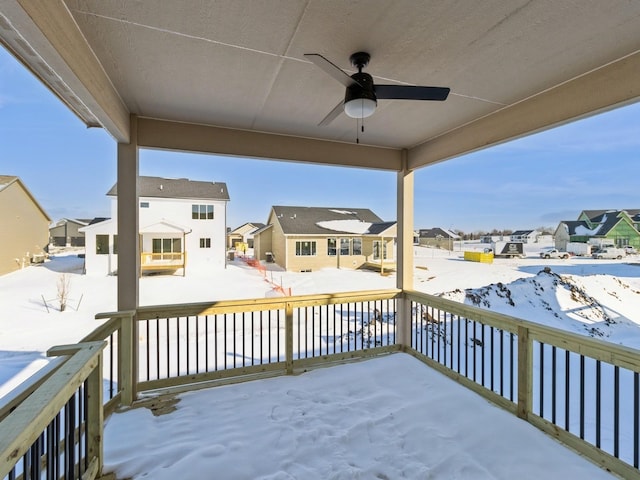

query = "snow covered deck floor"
[[103, 353, 615, 480]]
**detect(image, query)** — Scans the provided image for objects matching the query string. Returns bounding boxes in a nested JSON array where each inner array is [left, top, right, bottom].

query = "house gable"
[[0, 176, 51, 275]]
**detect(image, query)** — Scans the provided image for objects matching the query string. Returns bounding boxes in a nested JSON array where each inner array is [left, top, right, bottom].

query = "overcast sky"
[[2, 46, 639, 233]]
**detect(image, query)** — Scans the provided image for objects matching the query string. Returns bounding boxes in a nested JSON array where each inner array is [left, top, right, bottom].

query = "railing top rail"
[[94, 310, 136, 320], [0, 341, 106, 479], [82, 315, 124, 343], [133, 289, 401, 320], [0, 356, 68, 422], [406, 289, 640, 373]]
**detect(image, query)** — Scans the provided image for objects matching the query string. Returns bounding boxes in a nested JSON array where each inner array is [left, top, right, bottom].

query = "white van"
[[592, 248, 625, 259]]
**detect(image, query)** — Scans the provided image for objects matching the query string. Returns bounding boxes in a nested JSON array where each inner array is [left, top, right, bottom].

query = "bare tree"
[[57, 274, 71, 312]]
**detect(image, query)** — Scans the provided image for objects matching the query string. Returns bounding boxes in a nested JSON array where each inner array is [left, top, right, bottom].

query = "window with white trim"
[[295, 241, 316, 256]]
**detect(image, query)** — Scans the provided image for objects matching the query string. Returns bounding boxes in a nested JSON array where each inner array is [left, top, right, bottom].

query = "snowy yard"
[[1, 244, 639, 478]]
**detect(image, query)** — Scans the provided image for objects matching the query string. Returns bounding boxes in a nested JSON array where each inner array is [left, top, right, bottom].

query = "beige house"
[[227, 222, 265, 249], [253, 206, 396, 272], [0, 176, 51, 275]]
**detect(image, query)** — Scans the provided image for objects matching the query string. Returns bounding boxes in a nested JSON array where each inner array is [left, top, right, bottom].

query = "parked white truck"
[[566, 242, 592, 256], [592, 247, 625, 259], [539, 248, 570, 259]]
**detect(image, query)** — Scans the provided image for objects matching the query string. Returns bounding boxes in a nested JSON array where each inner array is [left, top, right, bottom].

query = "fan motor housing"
[[345, 72, 377, 104]]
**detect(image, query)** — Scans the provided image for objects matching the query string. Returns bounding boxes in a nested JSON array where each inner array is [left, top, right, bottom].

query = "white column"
[[396, 149, 414, 347], [117, 114, 139, 310]]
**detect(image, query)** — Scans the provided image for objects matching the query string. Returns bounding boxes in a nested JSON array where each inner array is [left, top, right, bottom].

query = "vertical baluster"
[[499, 329, 504, 397], [596, 360, 601, 448], [481, 323, 485, 387], [109, 333, 115, 398], [196, 315, 200, 373], [565, 350, 570, 431], [490, 326, 494, 392], [146, 319, 150, 381], [580, 355, 585, 440], [268, 310, 272, 362], [232, 313, 236, 368], [177, 316, 181, 376], [552, 346, 556, 424], [186, 316, 191, 373], [472, 321, 477, 382], [509, 332, 514, 402], [312, 306, 316, 356], [166, 317, 170, 378], [539, 342, 544, 418], [614, 365, 620, 458], [456, 314, 461, 374], [464, 318, 469, 378], [259, 311, 263, 365], [634, 371, 639, 468], [223, 313, 227, 370], [205, 315, 210, 372], [250, 312, 254, 366], [214, 314, 219, 370], [155, 318, 160, 380]]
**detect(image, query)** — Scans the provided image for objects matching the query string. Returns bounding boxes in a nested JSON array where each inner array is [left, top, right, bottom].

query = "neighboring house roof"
[[581, 209, 640, 222], [107, 176, 230, 201], [366, 221, 397, 236], [252, 224, 273, 235], [559, 210, 639, 237], [51, 218, 89, 228], [271, 206, 385, 236], [419, 228, 460, 239], [230, 222, 266, 235], [511, 230, 536, 236], [0, 175, 52, 222]]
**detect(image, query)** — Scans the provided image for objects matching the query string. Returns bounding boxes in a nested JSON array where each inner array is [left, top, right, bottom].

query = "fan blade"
[[318, 100, 345, 126], [304, 53, 360, 88], [375, 85, 450, 101]]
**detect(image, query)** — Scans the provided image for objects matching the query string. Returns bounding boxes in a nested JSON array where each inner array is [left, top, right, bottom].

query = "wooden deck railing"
[[406, 289, 640, 480], [3, 289, 640, 479], [0, 342, 106, 480]]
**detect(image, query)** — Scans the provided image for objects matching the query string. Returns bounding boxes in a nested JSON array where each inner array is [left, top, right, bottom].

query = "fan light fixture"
[[344, 97, 377, 119]]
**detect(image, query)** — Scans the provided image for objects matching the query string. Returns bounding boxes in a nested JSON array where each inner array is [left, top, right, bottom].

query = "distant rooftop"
[[107, 176, 229, 201]]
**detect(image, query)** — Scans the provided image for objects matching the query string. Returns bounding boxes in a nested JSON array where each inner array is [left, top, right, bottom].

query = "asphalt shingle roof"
[[107, 176, 229, 200], [272, 206, 384, 235]]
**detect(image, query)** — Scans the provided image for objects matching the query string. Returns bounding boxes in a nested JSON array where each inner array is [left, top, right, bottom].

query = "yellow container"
[[464, 251, 494, 264]]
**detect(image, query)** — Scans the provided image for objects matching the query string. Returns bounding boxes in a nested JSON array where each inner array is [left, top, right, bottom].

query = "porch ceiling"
[[1, 1, 640, 171]]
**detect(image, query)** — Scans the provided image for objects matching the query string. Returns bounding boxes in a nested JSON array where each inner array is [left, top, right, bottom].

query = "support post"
[[396, 150, 414, 347], [517, 325, 532, 419], [86, 351, 104, 476], [117, 114, 139, 402]]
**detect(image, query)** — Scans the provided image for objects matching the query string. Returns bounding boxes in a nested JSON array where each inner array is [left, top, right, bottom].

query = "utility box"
[[265, 252, 274, 263]]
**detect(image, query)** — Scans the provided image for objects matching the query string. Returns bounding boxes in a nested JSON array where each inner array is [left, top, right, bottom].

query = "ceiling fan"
[[304, 51, 450, 126]]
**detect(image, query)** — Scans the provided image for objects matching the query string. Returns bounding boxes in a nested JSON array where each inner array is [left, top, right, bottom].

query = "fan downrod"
[[349, 52, 370, 72]]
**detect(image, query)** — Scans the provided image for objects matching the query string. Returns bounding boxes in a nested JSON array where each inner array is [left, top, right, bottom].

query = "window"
[[200, 238, 211, 248], [327, 238, 337, 256], [352, 238, 362, 255], [140, 202, 149, 208], [373, 241, 388, 260], [192, 204, 214, 220], [295, 241, 316, 256], [152, 238, 182, 258], [113, 235, 118, 254], [96, 234, 109, 255], [340, 238, 350, 255]]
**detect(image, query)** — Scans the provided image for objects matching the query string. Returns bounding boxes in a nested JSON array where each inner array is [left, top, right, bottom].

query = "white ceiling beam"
[[0, 0, 130, 142], [408, 50, 640, 170], [137, 117, 402, 171]]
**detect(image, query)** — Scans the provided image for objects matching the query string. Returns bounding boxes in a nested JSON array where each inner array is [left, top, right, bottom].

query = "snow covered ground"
[[1, 244, 638, 478]]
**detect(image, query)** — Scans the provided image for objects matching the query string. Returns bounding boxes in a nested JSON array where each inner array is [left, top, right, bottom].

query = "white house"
[[81, 176, 230, 275]]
